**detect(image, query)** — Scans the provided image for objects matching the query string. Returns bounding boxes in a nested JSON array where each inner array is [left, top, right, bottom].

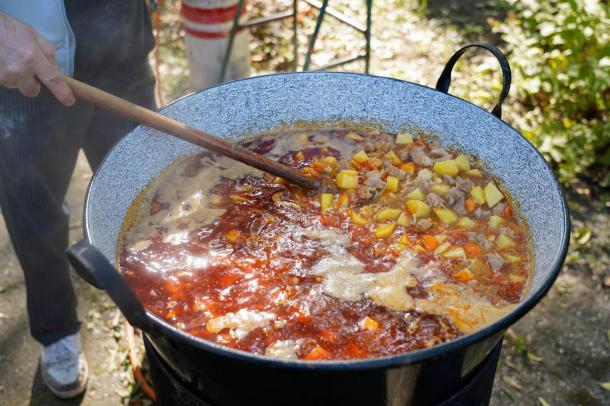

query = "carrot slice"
[[421, 235, 438, 251], [504, 204, 513, 217], [304, 345, 330, 360], [452, 269, 475, 282], [465, 199, 477, 213], [463, 241, 483, 257]]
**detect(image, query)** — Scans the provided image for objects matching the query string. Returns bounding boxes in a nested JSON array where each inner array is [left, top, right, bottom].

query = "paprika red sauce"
[[119, 128, 531, 360]]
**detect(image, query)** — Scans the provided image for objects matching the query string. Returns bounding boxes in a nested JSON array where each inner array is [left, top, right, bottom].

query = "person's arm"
[[0, 12, 74, 106]]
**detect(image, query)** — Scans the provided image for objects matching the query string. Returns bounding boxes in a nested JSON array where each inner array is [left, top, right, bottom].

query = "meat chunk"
[[453, 197, 467, 215], [411, 146, 433, 167], [486, 252, 505, 273], [455, 176, 475, 193], [443, 175, 457, 186], [426, 193, 445, 208], [384, 159, 407, 179], [397, 147, 410, 161], [430, 147, 452, 162], [476, 234, 493, 250], [492, 202, 506, 215], [473, 207, 490, 219], [499, 226, 517, 238], [445, 187, 465, 206], [415, 218, 433, 231], [364, 171, 385, 190]]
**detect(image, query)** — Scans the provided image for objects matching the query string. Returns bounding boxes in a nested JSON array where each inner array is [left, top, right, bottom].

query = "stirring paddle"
[[63, 76, 320, 190]]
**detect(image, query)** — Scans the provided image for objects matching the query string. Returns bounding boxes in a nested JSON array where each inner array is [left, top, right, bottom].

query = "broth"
[[119, 128, 531, 360]]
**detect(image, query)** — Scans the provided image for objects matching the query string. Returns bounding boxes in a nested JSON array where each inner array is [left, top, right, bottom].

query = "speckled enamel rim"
[[83, 71, 570, 370]]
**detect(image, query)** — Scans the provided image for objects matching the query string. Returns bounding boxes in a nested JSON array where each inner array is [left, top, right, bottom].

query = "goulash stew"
[[119, 128, 531, 360]]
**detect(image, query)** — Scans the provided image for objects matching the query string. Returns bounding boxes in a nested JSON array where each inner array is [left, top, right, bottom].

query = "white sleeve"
[[0, 0, 75, 76]]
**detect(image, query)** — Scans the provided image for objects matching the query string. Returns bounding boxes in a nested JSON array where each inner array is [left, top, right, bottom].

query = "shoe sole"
[[41, 353, 89, 400]]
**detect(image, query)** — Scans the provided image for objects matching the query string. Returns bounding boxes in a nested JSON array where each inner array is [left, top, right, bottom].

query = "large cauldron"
[[68, 45, 569, 405]]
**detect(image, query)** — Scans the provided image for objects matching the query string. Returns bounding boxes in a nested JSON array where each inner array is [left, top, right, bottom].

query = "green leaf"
[[600, 382, 610, 391], [538, 397, 551, 406], [556, 283, 572, 294], [514, 335, 527, 354], [527, 351, 544, 363], [575, 226, 592, 245]]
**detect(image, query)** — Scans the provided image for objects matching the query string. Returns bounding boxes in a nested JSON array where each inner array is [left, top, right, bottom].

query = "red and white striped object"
[[181, 0, 250, 89]]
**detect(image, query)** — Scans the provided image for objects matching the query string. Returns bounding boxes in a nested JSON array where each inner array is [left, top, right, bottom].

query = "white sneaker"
[[40, 332, 88, 399]]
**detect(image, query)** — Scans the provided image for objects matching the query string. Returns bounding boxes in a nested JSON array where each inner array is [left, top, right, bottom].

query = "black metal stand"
[[220, 0, 373, 82], [145, 336, 502, 406]]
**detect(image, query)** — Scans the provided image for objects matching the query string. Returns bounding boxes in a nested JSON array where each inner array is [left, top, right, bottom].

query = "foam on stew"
[[118, 128, 531, 360]]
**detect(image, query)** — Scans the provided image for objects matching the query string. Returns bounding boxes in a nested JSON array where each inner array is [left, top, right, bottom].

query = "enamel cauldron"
[[68, 44, 569, 405]]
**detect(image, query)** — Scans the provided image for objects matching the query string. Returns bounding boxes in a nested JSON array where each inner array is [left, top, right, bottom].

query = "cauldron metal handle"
[[435, 43, 511, 119], [67, 240, 153, 333]]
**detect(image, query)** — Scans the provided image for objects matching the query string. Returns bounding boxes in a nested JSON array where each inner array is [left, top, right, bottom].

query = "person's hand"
[[0, 12, 75, 106]]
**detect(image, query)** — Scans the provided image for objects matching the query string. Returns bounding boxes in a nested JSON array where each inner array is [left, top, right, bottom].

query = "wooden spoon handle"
[[64, 76, 320, 190]]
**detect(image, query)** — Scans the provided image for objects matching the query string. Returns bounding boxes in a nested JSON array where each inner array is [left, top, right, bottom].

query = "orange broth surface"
[[119, 128, 531, 360]]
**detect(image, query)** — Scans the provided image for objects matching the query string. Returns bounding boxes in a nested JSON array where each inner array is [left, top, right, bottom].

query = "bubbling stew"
[[119, 127, 531, 360]]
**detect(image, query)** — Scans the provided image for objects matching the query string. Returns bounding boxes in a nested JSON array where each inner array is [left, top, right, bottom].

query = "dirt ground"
[[0, 1, 608, 405]]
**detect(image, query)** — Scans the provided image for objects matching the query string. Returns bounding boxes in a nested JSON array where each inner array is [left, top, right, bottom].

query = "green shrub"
[[491, 0, 610, 185]]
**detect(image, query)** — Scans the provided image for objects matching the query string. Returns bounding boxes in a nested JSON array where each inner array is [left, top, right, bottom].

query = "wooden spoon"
[[64, 77, 320, 190]]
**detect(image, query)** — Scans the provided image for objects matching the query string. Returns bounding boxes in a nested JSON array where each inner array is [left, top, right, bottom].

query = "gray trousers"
[[0, 0, 156, 345]]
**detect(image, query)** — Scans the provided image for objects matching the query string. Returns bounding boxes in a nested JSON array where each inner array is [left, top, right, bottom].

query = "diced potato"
[[430, 183, 450, 197], [391, 243, 408, 253], [271, 192, 282, 203], [385, 150, 402, 165], [435, 234, 447, 243], [396, 212, 410, 226], [465, 169, 483, 178], [443, 247, 466, 259], [433, 160, 459, 177], [361, 316, 379, 331], [470, 186, 486, 205], [503, 254, 522, 263], [489, 215, 504, 228], [406, 200, 431, 218], [376, 208, 402, 221], [320, 194, 333, 211], [226, 230, 240, 242], [396, 133, 414, 144], [352, 150, 369, 163], [336, 170, 359, 189], [375, 223, 396, 238], [455, 154, 471, 171], [458, 217, 477, 230], [457, 217, 476, 230], [496, 234, 516, 249], [386, 176, 399, 193], [508, 273, 525, 282], [406, 187, 425, 201], [323, 156, 337, 165], [484, 181, 504, 208], [346, 131, 363, 140], [433, 207, 458, 224], [360, 205, 374, 217], [413, 244, 426, 254], [348, 209, 369, 225], [400, 162, 416, 175], [398, 234, 411, 245], [434, 242, 451, 255]]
